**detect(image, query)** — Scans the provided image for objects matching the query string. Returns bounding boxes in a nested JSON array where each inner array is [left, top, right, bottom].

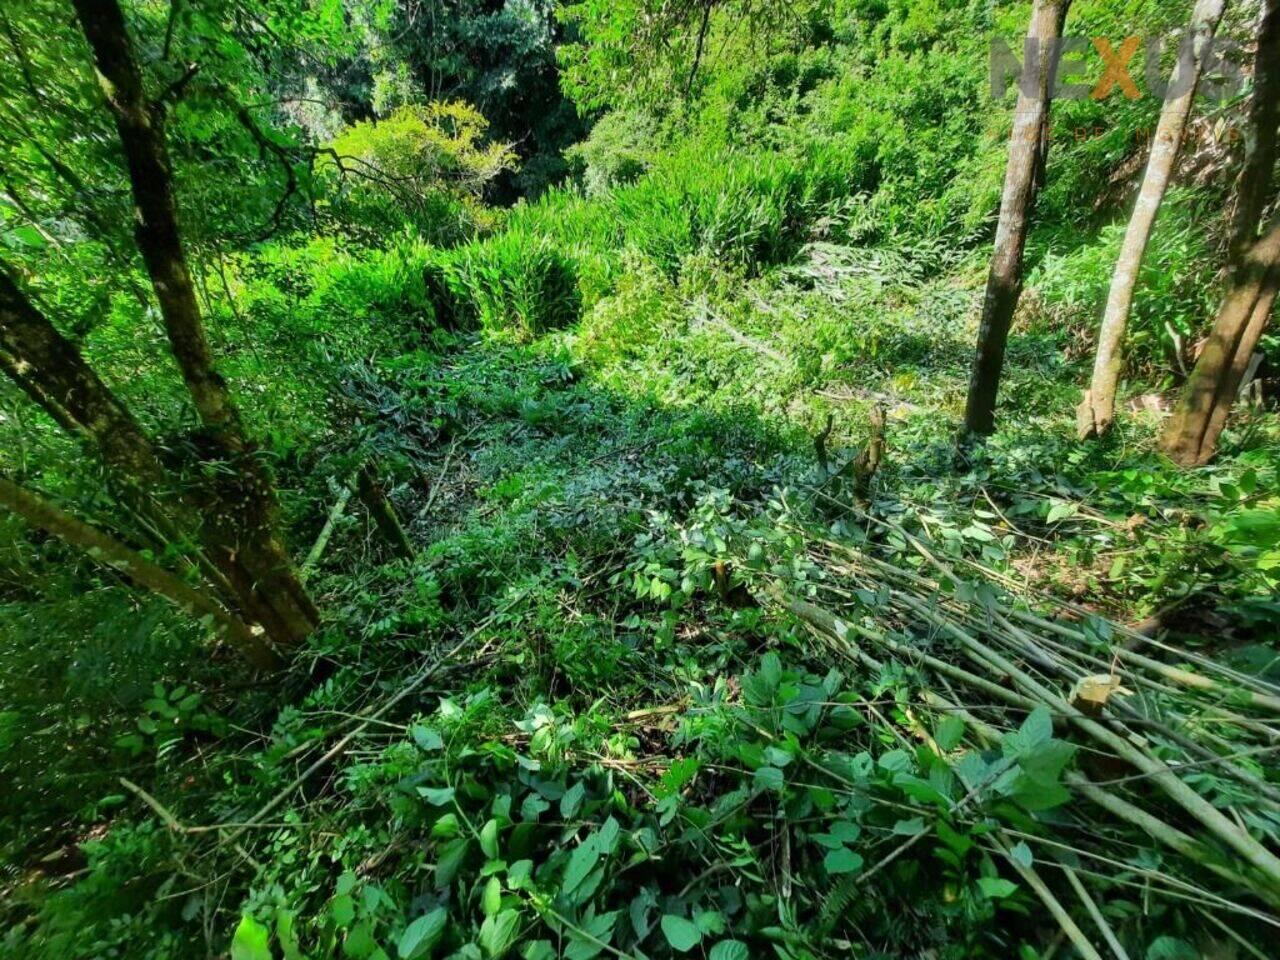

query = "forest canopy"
[[2, 1, 1279, 959]]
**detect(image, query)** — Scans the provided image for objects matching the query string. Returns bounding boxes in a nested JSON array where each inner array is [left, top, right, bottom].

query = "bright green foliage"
[[326, 102, 518, 240], [430, 231, 581, 338], [2, 0, 1278, 958]]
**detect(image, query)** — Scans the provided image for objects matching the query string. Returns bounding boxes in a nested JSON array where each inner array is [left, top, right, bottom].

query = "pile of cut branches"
[[754, 510, 1280, 956]]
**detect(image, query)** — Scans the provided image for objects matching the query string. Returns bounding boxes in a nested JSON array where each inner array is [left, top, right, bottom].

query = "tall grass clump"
[[611, 146, 846, 275], [431, 231, 582, 339]]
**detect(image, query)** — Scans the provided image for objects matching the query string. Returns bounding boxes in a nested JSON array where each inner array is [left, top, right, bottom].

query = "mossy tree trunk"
[[0, 265, 304, 660], [356, 465, 416, 561], [1076, 0, 1227, 439], [962, 0, 1071, 437]]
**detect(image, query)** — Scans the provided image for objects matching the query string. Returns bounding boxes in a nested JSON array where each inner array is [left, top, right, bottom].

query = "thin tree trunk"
[[1077, 0, 1227, 439], [72, 0, 318, 645], [685, 1, 714, 98], [1159, 2, 1280, 466], [356, 464, 416, 561], [962, 0, 1070, 437], [1160, 218, 1280, 465], [0, 475, 280, 670], [71, 0, 243, 447], [302, 482, 354, 579]]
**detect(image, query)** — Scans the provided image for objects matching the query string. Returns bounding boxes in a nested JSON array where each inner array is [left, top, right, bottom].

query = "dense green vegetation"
[[2, 1, 1279, 958]]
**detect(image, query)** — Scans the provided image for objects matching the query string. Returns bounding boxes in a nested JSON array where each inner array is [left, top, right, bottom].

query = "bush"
[[565, 110, 660, 195], [322, 102, 517, 242], [610, 145, 841, 275], [1028, 189, 1218, 379], [434, 231, 582, 339]]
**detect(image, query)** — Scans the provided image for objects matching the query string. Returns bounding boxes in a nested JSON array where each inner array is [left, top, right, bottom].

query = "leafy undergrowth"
[[5, 238, 1278, 960]]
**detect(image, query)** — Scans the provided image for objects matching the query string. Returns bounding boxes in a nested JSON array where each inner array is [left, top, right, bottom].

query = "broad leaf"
[[398, 907, 447, 959], [660, 915, 702, 952]]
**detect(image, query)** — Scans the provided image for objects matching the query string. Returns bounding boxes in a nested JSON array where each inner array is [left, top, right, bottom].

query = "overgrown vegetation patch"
[[2, 1, 1279, 958]]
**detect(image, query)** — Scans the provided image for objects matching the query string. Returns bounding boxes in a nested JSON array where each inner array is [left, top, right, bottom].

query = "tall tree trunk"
[[1160, 218, 1280, 465], [962, 0, 1070, 437], [1077, 0, 1227, 439], [71, 0, 318, 645], [0, 475, 280, 670], [1159, 2, 1280, 466]]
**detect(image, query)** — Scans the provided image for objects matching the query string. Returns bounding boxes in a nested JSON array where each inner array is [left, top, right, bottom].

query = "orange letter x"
[[1091, 36, 1142, 100]]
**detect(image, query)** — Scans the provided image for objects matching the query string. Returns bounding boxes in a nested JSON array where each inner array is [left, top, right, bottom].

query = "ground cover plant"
[[2, 1, 1279, 958]]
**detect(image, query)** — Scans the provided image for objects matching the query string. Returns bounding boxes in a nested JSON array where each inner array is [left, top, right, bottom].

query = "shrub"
[[436, 231, 582, 339], [565, 110, 660, 195], [1028, 189, 1218, 379], [322, 102, 517, 242], [610, 146, 839, 275]]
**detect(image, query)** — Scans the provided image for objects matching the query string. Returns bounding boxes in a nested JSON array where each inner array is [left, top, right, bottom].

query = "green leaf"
[[1009, 842, 1033, 868], [597, 817, 620, 855], [1009, 774, 1071, 811], [418, 786, 456, 806], [562, 836, 600, 894], [892, 817, 925, 836], [520, 794, 550, 821], [479, 819, 500, 859], [1018, 739, 1076, 785], [231, 915, 273, 960], [694, 910, 725, 936], [823, 847, 863, 874], [1146, 936, 1198, 960], [828, 821, 861, 843], [565, 909, 619, 960], [660, 915, 702, 952], [560, 781, 586, 819], [478, 909, 522, 958], [482, 876, 503, 917], [753, 766, 784, 792], [1046, 500, 1078, 524], [976, 876, 1019, 899], [435, 838, 470, 889], [878, 749, 912, 774], [343, 922, 377, 959], [432, 813, 460, 839], [1019, 707, 1053, 749], [657, 757, 699, 797], [811, 832, 846, 850], [411, 725, 444, 751], [934, 714, 965, 752], [331, 895, 356, 927], [935, 820, 971, 857], [276, 910, 306, 960], [763, 746, 793, 768], [507, 859, 533, 890], [398, 907, 447, 959], [760, 652, 782, 692], [708, 941, 750, 960]]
